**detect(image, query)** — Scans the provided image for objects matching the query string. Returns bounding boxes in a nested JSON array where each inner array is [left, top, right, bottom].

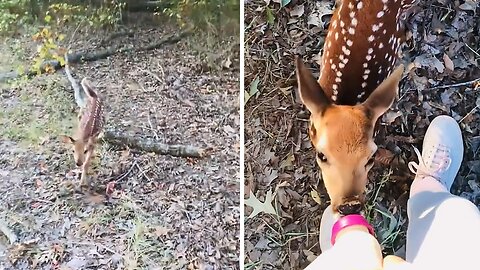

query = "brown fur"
[[296, 55, 404, 214], [61, 79, 104, 187]]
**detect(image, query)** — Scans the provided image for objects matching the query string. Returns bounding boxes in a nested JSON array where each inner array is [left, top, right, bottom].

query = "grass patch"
[[0, 75, 75, 147]]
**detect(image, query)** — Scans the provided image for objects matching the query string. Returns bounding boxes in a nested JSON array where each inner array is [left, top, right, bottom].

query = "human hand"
[[304, 205, 383, 270]]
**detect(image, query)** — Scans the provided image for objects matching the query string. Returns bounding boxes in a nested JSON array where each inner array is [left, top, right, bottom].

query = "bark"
[[103, 129, 205, 158]]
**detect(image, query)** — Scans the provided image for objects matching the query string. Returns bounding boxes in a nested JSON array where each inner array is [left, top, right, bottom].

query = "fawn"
[[62, 78, 105, 187], [296, 0, 414, 215]]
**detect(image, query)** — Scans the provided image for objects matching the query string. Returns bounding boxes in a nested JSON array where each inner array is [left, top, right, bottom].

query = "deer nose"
[[338, 202, 363, 215], [76, 161, 83, 167]]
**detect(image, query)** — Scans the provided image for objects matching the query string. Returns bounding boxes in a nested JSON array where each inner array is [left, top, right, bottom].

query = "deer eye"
[[316, 152, 328, 163], [84, 149, 88, 154]]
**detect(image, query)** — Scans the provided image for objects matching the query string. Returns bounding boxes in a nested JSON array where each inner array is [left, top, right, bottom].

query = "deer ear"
[[60, 135, 75, 144], [295, 56, 331, 114], [362, 64, 404, 121]]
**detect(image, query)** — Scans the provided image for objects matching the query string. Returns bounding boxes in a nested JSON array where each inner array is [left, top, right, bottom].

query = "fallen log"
[[103, 129, 205, 158], [0, 29, 191, 83]]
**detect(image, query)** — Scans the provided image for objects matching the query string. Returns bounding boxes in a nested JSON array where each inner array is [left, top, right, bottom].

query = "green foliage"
[[0, 0, 31, 33], [32, 27, 66, 75], [31, 2, 125, 74], [163, 0, 240, 35], [46, 2, 124, 29]]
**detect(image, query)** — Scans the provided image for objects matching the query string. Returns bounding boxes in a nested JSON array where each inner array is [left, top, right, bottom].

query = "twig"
[[147, 113, 159, 140], [0, 219, 17, 244], [116, 160, 137, 183], [465, 43, 480, 58], [423, 77, 480, 91], [135, 163, 151, 182], [459, 105, 478, 123]]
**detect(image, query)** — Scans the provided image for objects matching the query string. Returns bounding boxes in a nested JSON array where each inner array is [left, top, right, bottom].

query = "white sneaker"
[[408, 115, 464, 191]]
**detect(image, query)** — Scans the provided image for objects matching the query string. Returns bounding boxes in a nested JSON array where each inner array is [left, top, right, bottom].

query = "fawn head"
[[296, 57, 404, 215], [61, 136, 90, 167]]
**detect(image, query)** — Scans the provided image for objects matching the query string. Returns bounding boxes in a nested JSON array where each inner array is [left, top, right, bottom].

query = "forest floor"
[[0, 13, 240, 270], [244, 0, 480, 269]]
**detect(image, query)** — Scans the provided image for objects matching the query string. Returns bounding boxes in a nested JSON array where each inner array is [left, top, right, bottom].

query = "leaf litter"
[[245, 0, 480, 269], [0, 18, 239, 269]]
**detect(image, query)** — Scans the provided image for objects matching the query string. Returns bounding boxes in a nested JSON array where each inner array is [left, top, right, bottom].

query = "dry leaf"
[[290, 4, 304, 17], [310, 190, 322, 205], [244, 189, 277, 219], [154, 226, 172, 237], [443, 54, 454, 71]]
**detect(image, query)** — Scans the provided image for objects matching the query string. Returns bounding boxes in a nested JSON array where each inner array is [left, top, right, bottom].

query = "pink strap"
[[331, 214, 375, 245]]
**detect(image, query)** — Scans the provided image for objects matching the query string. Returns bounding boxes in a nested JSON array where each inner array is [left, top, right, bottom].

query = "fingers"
[[383, 255, 414, 270]]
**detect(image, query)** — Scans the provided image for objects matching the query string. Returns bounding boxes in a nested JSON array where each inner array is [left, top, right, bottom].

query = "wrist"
[[331, 214, 375, 245]]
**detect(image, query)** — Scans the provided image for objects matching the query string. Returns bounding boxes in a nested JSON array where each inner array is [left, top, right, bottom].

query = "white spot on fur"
[[367, 48, 373, 54], [342, 46, 351, 55], [348, 2, 354, 9], [362, 82, 368, 88], [365, 69, 371, 74], [363, 62, 368, 68], [333, 84, 338, 90], [379, 42, 384, 49], [357, 2, 363, 9], [339, 62, 345, 68], [377, 11, 384, 18], [332, 63, 336, 70], [366, 55, 372, 61], [348, 27, 355, 35], [347, 40, 353, 46], [335, 32, 339, 40], [332, 95, 337, 101], [336, 71, 342, 77], [351, 18, 358, 26], [350, 12, 355, 18], [340, 20, 345, 27], [363, 74, 369, 80], [372, 24, 380, 32], [342, 58, 349, 64], [368, 35, 374, 42], [335, 77, 342, 83], [383, 29, 387, 34]]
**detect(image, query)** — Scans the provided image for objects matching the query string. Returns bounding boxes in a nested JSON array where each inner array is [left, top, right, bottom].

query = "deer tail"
[[65, 53, 88, 108], [80, 78, 99, 99]]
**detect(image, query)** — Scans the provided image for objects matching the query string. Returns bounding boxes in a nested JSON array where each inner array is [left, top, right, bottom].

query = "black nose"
[[76, 161, 83, 167], [338, 203, 363, 215]]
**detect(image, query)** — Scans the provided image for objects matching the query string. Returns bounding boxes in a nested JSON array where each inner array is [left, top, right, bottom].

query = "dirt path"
[[0, 22, 240, 269], [244, 0, 480, 269]]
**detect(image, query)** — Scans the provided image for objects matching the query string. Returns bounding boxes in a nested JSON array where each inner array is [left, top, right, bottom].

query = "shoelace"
[[408, 145, 452, 181]]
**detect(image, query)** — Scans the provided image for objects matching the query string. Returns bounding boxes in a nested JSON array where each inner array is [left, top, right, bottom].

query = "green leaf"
[[249, 76, 260, 97], [266, 6, 274, 25], [44, 15, 51, 23], [281, 0, 292, 7], [244, 90, 251, 105]]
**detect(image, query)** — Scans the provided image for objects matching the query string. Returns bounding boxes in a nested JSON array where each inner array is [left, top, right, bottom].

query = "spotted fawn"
[[62, 78, 105, 187], [296, 0, 414, 215]]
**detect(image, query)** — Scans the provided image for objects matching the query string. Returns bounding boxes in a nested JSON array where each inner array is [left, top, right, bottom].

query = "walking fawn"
[[296, 0, 414, 215], [62, 78, 105, 187]]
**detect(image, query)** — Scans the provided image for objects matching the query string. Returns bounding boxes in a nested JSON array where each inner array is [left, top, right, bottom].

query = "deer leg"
[[80, 146, 94, 187]]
